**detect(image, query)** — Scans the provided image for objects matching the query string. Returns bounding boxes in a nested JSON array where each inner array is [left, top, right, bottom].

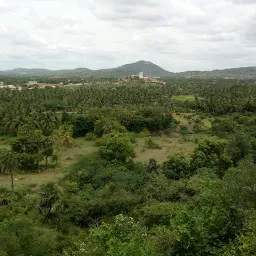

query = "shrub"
[[94, 119, 126, 137], [85, 132, 97, 141], [73, 116, 94, 137], [144, 137, 162, 149], [163, 152, 191, 180], [99, 133, 135, 162], [179, 125, 189, 135], [191, 137, 233, 177], [137, 129, 150, 138]]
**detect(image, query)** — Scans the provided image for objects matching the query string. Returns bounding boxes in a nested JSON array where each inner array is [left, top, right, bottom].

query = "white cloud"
[[0, 0, 255, 71]]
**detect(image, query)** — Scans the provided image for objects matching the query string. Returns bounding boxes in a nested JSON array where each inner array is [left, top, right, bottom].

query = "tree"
[[162, 152, 191, 180], [63, 214, 153, 256], [11, 130, 54, 171], [191, 137, 233, 177], [37, 182, 63, 218], [99, 132, 135, 162], [94, 118, 126, 137], [39, 111, 59, 135], [227, 133, 256, 165], [53, 125, 73, 148], [0, 149, 17, 189], [0, 216, 58, 256], [73, 116, 95, 137]]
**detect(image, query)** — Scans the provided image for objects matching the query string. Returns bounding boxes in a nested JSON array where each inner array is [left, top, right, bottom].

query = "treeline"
[[194, 84, 256, 114], [0, 106, 176, 172], [0, 76, 119, 85]]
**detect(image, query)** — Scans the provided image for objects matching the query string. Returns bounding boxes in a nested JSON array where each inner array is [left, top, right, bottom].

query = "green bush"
[[163, 152, 191, 180], [85, 132, 97, 141], [99, 133, 135, 162], [73, 116, 94, 137], [179, 125, 189, 135], [94, 119, 126, 137], [144, 137, 162, 149]]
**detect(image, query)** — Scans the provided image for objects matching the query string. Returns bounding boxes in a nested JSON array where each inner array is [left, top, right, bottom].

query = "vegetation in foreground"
[[0, 79, 256, 255]]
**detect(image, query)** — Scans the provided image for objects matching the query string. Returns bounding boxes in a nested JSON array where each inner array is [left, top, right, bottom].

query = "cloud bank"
[[0, 0, 255, 71]]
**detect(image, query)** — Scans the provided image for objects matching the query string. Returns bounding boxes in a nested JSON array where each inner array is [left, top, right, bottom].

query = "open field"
[[173, 113, 212, 130], [134, 136, 195, 163], [0, 138, 98, 188], [172, 95, 195, 101], [0, 135, 201, 188], [0, 169, 62, 188]]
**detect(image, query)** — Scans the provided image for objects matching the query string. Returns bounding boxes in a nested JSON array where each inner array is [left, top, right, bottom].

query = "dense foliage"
[[0, 78, 256, 255]]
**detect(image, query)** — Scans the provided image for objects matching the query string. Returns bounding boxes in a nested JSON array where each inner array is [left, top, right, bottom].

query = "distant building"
[[139, 72, 144, 79], [28, 81, 38, 85], [0, 84, 16, 90], [7, 85, 16, 89]]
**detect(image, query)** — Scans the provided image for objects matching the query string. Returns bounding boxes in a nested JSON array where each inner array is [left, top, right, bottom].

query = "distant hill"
[[0, 61, 256, 79], [176, 66, 256, 79], [0, 68, 92, 78], [95, 60, 173, 78], [0, 61, 172, 78]]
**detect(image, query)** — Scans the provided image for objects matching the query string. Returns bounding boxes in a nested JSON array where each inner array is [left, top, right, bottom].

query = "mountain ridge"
[[1, 60, 256, 79]]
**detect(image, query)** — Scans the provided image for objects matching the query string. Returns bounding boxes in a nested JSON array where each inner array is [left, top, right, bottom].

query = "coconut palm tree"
[[36, 182, 63, 217], [0, 149, 18, 189]]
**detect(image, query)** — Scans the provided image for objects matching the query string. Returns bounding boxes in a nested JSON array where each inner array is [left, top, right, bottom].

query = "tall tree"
[[0, 149, 18, 189]]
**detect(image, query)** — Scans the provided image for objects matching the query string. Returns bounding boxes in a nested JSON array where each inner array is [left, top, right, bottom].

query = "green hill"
[[0, 61, 172, 78], [1, 61, 256, 79], [176, 66, 256, 79]]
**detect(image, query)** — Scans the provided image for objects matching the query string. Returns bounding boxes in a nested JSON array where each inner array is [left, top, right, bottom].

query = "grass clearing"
[[0, 135, 198, 188], [59, 138, 98, 168], [134, 136, 195, 163], [173, 113, 191, 126], [0, 169, 62, 189], [0, 138, 98, 188], [172, 95, 195, 101]]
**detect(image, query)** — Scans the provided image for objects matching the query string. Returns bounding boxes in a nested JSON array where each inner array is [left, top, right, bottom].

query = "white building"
[[0, 84, 16, 90], [139, 72, 144, 79], [28, 81, 38, 85]]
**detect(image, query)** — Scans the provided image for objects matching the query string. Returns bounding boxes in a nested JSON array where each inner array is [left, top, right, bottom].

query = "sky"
[[0, 0, 256, 72]]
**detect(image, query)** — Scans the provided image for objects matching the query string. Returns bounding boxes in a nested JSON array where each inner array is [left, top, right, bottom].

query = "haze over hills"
[[0, 60, 256, 79]]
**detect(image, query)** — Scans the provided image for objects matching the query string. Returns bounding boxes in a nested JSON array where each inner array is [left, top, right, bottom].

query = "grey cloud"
[[0, 0, 256, 71], [88, 1, 169, 28], [244, 15, 256, 43], [0, 2, 18, 13], [233, 0, 256, 4]]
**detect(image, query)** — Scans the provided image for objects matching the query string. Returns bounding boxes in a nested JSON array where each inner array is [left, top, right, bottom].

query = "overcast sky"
[[0, 0, 256, 71]]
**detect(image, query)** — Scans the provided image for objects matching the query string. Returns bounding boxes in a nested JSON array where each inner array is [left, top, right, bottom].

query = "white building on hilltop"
[[139, 72, 144, 78]]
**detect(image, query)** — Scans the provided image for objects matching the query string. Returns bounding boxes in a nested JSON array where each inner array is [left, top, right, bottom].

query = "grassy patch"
[[135, 136, 195, 163], [0, 138, 98, 188], [203, 120, 212, 128], [59, 138, 98, 168], [172, 95, 195, 102], [0, 169, 62, 189], [0, 135, 197, 187]]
